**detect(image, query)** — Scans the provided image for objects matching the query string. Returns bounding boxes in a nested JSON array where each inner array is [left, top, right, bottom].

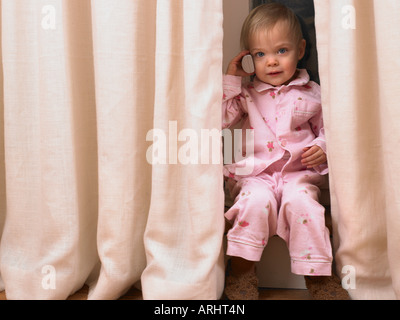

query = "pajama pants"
[[224, 163, 332, 276]]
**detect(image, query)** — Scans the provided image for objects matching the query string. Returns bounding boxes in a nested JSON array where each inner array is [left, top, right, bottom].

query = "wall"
[[222, 0, 250, 73]]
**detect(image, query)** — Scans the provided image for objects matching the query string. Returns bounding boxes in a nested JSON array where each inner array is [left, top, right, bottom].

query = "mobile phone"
[[241, 54, 255, 74]]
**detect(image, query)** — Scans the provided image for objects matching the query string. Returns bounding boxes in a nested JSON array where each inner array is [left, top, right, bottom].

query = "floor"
[[0, 285, 311, 300]]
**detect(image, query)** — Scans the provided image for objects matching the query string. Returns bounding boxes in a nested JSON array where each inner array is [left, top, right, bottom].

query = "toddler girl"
[[222, 3, 349, 300]]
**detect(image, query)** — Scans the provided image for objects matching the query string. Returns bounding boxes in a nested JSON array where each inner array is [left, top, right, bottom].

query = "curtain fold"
[[314, 0, 400, 300], [0, 0, 4, 293], [88, 0, 155, 300], [0, 0, 224, 300], [140, 0, 225, 300], [0, 0, 99, 299]]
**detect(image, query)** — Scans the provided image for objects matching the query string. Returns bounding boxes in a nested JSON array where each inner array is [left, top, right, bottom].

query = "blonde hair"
[[240, 3, 303, 50]]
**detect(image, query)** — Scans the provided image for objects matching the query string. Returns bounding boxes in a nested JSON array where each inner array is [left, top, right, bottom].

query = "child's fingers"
[[303, 154, 326, 168], [301, 146, 326, 167], [303, 150, 322, 162], [236, 50, 250, 61], [227, 51, 252, 76], [230, 51, 249, 66], [302, 146, 319, 159]]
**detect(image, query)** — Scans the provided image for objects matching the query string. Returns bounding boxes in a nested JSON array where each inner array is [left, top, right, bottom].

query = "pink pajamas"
[[222, 69, 333, 276], [225, 161, 332, 276]]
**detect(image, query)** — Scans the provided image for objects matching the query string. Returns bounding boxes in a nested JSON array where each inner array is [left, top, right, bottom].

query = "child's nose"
[[266, 57, 278, 67]]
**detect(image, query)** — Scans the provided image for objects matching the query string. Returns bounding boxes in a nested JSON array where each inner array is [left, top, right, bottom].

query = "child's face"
[[249, 21, 306, 86]]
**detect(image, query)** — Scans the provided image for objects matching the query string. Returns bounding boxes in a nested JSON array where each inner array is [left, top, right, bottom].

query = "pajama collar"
[[253, 69, 311, 93]]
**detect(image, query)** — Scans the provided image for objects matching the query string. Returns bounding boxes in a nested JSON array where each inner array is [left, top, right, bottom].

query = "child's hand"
[[226, 51, 256, 77], [301, 146, 327, 169]]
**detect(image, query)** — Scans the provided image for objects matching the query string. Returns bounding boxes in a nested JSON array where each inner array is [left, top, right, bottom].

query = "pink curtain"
[[0, 0, 225, 300], [315, 0, 400, 299]]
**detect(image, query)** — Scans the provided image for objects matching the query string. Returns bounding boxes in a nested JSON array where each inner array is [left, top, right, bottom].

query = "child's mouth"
[[268, 71, 282, 76]]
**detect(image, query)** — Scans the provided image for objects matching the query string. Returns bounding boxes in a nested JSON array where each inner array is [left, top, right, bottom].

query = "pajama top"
[[222, 69, 328, 179]]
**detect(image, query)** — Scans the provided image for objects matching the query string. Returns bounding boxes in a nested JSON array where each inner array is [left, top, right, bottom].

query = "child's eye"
[[255, 52, 265, 58], [277, 48, 287, 54]]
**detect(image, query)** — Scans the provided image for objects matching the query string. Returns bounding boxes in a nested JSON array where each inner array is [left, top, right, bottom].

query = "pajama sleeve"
[[303, 82, 328, 175], [307, 108, 326, 152], [222, 75, 246, 129], [306, 106, 329, 175]]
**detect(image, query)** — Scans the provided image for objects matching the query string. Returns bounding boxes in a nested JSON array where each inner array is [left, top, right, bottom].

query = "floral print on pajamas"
[[222, 69, 332, 276]]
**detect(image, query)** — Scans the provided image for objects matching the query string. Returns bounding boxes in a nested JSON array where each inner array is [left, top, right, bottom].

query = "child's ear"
[[298, 39, 306, 60]]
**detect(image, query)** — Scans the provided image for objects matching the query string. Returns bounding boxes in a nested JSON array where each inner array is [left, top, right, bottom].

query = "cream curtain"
[[315, 0, 400, 300], [0, 0, 225, 300]]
